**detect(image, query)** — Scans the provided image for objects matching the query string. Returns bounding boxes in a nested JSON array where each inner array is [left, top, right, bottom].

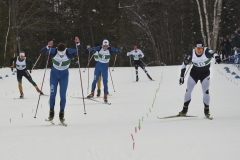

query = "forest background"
[[0, 0, 239, 68]]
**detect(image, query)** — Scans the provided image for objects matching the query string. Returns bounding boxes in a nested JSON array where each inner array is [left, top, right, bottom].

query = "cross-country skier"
[[86, 39, 122, 102], [10, 52, 43, 98], [87, 43, 103, 97], [127, 46, 152, 81], [40, 37, 81, 123], [178, 40, 221, 118]]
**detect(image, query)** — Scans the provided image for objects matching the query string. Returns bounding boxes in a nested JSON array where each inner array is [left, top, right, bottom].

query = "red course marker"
[[131, 134, 134, 141]]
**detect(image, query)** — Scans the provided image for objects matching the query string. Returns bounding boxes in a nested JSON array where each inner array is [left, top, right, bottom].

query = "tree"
[[195, 0, 223, 50]]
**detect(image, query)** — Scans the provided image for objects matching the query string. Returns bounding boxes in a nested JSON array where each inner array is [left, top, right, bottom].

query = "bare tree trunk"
[[203, 0, 210, 47], [196, 0, 207, 46], [180, 15, 184, 62], [4, 5, 11, 67], [212, 0, 222, 50], [88, 10, 94, 46], [130, 10, 160, 63], [213, 0, 218, 32]]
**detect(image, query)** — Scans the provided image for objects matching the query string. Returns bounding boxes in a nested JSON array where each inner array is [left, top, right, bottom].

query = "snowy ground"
[[1, 62, 240, 160]]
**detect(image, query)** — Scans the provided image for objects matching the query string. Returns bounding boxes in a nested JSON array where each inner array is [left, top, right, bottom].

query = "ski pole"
[[112, 54, 118, 71], [32, 54, 41, 70], [76, 44, 87, 114], [108, 66, 115, 92], [83, 53, 94, 72], [140, 59, 148, 66], [34, 48, 51, 118], [87, 51, 90, 94], [140, 59, 155, 74], [184, 63, 192, 78], [130, 56, 134, 82], [222, 55, 235, 61]]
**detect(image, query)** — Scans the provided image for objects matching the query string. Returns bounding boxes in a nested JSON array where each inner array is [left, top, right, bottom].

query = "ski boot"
[[104, 94, 108, 103], [204, 107, 211, 118], [136, 75, 139, 82], [87, 91, 94, 99], [20, 91, 24, 99], [179, 106, 188, 116], [59, 110, 65, 122], [36, 87, 44, 95], [48, 109, 55, 121], [147, 74, 153, 80], [97, 89, 101, 97]]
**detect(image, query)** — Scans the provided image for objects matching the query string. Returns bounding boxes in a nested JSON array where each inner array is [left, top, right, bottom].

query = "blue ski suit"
[[40, 44, 81, 110], [88, 46, 122, 94]]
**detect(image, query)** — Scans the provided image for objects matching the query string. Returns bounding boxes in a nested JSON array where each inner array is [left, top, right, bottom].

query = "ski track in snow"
[[1, 61, 240, 160]]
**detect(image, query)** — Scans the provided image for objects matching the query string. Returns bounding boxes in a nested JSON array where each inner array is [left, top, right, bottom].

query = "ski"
[[70, 96, 111, 105], [14, 94, 49, 100], [206, 116, 213, 120], [96, 94, 112, 98], [59, 122, 67, 127], [41, 94, 49, 97], [157, 115, 198, 119], [45, 119, 55, 125], [14, 98, 25, 100]]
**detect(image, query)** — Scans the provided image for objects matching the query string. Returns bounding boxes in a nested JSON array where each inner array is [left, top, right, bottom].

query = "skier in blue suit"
[[40, 37, 81, 123], [87, 39, 122, 102]]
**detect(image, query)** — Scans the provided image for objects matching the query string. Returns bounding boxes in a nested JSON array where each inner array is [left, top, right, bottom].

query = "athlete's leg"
[[200, 72, 210, 115], [23, 70, 42, 93], [134, 60, 139, 81], [59, 69, 69, 110], [90, 62, 102, 96], [49, 68, 59, 110], [17, 70, 24, 95], [97, 73, 102, 96], [179, 71, 198, 115], [139, 61, 152, 80], [101, 63, 109, 95]]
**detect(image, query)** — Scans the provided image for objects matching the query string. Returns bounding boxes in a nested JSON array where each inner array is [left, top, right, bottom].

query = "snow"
[[1, 62, 240, 160]]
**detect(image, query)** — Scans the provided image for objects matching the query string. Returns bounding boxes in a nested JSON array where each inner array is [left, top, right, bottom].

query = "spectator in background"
[[223, 36, 232, 62], [232, 27, 240, 51], [217, 36, 223, 54], [219, 36, 226, 61]]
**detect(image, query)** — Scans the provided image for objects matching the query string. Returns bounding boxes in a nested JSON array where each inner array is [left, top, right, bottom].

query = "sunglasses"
[[195, 47, 203, 51]]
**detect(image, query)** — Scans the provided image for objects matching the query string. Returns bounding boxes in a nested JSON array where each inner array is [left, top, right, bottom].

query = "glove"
[[215, 56, 221, 64], [87, 45, 91, 49], [179, 77, 184, 85], [29, 70, 32, 74]]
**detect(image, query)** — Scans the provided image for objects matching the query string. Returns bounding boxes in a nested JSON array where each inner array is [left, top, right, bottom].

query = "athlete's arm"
[[180, 52, 192, 77], [205, 48, 221, 63]]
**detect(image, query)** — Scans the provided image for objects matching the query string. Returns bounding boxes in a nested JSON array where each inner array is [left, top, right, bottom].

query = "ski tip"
[[14, 97, 24, 99], [206, 116, 213, 120], [59, 122, 67, 127], [157, 116, 165, 119]]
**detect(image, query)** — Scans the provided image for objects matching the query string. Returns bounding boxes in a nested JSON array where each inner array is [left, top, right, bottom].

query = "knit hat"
[[102, 39, 109, 46]]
